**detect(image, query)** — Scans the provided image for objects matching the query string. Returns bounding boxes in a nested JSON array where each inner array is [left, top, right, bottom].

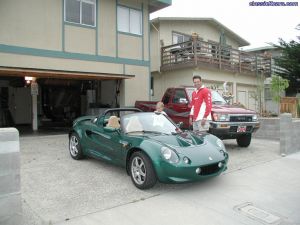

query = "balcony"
[[160, 39, 271, 75]]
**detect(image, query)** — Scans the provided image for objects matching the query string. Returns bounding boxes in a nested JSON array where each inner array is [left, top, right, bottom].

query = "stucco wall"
[[99, 0, 117, 57], [118, 34, 143, 60], [150, 23, 160, 72], [65, 25, 96, 54], [0, 0, 62, 51], [120, 65, 150, 106], [0, 0, 149, 62], [0, 52, 124, 75]]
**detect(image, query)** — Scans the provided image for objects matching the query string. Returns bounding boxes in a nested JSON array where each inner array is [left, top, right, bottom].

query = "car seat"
[[126, 116, 143, 132], [106, 116, 120, 129]]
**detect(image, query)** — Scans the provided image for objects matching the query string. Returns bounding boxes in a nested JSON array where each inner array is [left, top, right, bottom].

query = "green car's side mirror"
[[91, 117, 98, 123], [177, 121, 184, 128], [103, 127, 120, 134]]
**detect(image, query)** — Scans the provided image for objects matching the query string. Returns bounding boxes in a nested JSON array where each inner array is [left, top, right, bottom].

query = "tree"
[[273, 25, 300, 95], [270, 75, 289, 103]]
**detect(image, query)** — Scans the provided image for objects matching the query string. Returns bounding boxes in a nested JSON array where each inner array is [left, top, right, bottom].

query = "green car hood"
[[150, 132, 225, 163], [150, 132, 203, 147]]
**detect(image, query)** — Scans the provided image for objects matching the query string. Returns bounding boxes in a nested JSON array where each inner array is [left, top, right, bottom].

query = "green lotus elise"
[[69, 108, 228, 189]]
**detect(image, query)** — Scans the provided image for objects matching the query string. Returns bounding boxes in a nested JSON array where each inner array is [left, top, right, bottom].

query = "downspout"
[[151, 22, 161, 73]]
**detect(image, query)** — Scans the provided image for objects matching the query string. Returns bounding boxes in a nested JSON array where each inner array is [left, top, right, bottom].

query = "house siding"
[[0, 0, 62, 51], [0, 0, 150, 69], [99, 0, 117, 57], [64, 25, 96, 54]]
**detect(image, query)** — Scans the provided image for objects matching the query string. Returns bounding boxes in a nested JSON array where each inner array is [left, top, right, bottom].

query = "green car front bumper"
[[154, 157, 229, 183]]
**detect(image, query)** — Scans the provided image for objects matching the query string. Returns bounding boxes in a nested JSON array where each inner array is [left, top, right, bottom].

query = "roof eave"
[[151, 17, 250, 47], [149, 0, 172, 13]]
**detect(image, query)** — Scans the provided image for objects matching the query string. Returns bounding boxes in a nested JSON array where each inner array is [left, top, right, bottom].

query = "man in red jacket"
[[189, 75, 212, 131]]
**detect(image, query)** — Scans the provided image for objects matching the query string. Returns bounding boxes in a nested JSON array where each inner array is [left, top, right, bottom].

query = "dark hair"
[[193, 75, 202, 81]]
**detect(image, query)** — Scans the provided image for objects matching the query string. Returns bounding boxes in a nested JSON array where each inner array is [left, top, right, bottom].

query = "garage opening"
[[0, 67, 134, 133]]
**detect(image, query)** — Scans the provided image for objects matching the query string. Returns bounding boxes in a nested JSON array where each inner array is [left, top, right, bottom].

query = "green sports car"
[[69, 108, 229, 189]]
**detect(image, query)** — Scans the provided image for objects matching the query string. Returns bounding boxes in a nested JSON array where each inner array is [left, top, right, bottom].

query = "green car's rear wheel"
[[129, 151, 157, 189], [69, 133, 84, 160]]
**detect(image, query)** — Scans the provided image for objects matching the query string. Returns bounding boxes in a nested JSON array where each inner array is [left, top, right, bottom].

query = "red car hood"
[[212, 104, 256, 114]]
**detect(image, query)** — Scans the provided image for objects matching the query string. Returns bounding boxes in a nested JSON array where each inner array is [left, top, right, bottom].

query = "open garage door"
[[0, 66, 134, 130]]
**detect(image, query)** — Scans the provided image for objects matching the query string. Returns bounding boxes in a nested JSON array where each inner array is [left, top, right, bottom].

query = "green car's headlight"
[[161, 146, 179, 164]]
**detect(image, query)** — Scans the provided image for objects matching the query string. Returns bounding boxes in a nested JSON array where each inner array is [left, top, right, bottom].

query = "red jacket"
[[190, 86, 212, 121]]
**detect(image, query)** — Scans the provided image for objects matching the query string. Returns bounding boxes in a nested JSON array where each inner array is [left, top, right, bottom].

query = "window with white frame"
[[117, 6, 142, 35], [65, 0, 96, 27], [172, 32, 190, 44]]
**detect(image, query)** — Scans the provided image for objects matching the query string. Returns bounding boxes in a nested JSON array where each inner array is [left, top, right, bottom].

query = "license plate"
[[237, 126, 247, 133]]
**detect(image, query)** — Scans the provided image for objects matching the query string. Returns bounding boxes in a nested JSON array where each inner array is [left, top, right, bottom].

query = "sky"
[[150, 0, 300, 49]]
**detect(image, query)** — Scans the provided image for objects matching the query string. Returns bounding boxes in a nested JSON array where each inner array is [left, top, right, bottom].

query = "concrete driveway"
[[20, 135, 294, 225]]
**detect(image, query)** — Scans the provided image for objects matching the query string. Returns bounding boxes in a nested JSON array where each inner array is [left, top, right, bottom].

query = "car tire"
[[236, 134, 252, 147], [129, 151, 157, 189], [69, 133, 84, 160]]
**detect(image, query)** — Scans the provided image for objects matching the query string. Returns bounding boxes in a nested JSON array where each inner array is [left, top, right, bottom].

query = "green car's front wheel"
[[69, 133, 84, 160], [129, 151, 157, 189]]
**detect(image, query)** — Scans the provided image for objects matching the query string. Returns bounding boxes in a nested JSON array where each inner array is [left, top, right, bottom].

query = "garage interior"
[[0, 67, 134, 134]]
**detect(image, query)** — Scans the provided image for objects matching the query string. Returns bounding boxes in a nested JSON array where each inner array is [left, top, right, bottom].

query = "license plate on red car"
[[237, 126, 246, 133]]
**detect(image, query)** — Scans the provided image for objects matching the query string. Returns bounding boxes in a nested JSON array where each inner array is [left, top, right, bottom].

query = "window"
[[172, 32, 190, 44], [65, 0, 96, 27], [172, 89, 187, 104], [117, 6, 142, 35]]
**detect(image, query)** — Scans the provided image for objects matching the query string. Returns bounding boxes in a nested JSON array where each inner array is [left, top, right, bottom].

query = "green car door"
[[88, 123, 124, 165]]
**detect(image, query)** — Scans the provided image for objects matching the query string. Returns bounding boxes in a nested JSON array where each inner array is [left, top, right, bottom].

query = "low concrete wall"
[[280, 114, 300, 155], [0, 128, 22, 225], [254, 117, 280, 140]]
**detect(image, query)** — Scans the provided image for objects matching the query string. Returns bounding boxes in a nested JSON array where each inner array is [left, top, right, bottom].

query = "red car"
[[135, 87, 260, 147]]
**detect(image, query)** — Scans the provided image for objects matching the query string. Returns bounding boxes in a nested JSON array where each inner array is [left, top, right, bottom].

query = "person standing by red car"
[[189, 75, 212, 132]]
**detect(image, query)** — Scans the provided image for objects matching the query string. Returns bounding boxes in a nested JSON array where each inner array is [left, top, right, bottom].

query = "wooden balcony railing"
[[160, 39, 271, 75]]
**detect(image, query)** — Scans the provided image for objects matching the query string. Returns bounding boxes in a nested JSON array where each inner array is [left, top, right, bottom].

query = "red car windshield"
[[186, 88, 227, 104]]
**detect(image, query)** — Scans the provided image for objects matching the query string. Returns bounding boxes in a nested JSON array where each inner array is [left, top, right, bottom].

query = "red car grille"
[[230, 116, 252, 122]]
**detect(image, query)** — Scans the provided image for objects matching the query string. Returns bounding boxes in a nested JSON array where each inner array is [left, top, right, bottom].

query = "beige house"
[[150, 17, 271, 112], [0, 0, 171, 130]]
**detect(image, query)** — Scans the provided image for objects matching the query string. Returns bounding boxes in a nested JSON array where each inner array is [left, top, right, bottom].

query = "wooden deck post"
[[191, 32, 198, 66]]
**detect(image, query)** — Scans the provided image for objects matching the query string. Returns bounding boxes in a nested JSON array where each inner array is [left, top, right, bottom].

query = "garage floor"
[[20, 135, 280, 225], [16, 125, 69, 137]]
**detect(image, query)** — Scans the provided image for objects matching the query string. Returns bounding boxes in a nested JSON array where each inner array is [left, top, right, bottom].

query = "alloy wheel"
[[131, 156, 146, 185]]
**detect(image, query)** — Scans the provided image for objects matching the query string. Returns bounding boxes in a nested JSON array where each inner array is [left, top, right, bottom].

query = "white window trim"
[[172, 33, 184, 44], [172, 32, 191, 45], [117, 5, 142, 36], [64, 0, 96, 28]]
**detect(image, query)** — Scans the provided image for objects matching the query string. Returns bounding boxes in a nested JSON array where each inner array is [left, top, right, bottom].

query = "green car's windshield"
[[122, 113, 177, 134]]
